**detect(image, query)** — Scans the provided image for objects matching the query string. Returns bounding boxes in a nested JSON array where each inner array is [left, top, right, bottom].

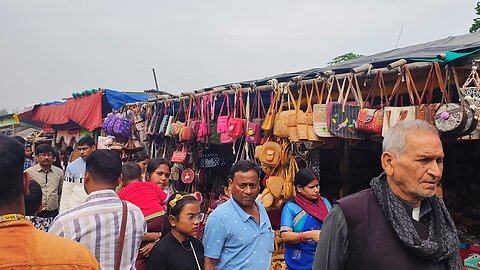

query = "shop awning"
[[104, 89, 151, 110], [65, 91, 103, 131], [31, 102, 69, 125]]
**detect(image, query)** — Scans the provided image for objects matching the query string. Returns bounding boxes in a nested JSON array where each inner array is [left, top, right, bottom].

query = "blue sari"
[[280, 198, 332, 270]]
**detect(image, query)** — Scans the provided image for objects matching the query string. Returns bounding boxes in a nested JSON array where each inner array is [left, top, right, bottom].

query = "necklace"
[[179, 238, 192, 251], [0, 214, 25, 223]]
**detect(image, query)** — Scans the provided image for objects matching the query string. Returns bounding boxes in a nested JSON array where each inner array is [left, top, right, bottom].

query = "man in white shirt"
[[50, 149, 146, 270], [59, 135, 95, 213]]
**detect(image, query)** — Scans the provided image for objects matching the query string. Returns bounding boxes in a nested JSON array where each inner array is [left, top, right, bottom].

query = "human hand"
[[139, 242, 155, 257], [305, 230, 321, 242]]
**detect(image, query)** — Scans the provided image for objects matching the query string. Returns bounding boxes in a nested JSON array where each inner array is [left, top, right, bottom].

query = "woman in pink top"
[[118, 162, 167, 270]]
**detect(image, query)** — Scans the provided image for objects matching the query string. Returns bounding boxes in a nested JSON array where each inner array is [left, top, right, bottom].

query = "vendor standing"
[[25, 144, 64, 218], [280, 168, 331, 270]]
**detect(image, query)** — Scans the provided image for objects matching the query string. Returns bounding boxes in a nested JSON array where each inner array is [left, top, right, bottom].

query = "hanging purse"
[[228, 89, 245, 139], [255, 141, 282, 168], [246, 87, 265, 144], [295, 82, 309, 141], [327, 74, 368, 139], [196, 97, 209, 141], [216, 92, 231, 134], [180, 98, 194, 142], [158, 102, 170, 136], [262, 85, 279, 132], [356, 70, 388, 135], [171, 144, 188, 164], [170, 99, 186, 137], [416, 62, 444, 125], [382, 66, 420, 137], [165, 101, 175, 137], [273, 84, 292, 138], [306, 80, 320, 141], [313, 77, 334, 138]]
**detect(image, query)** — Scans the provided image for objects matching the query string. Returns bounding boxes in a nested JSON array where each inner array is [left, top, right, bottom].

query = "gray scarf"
[[370, 173, 461, 270]]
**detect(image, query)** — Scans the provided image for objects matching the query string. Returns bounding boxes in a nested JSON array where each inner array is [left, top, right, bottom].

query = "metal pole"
[[152, 68, 160, 95]]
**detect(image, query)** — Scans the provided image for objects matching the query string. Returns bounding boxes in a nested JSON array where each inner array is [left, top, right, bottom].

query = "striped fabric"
[[49, 190, 146, 270]]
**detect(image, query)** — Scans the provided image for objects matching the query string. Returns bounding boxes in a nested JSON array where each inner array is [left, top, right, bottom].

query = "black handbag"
[[199, 153, 225, 168]]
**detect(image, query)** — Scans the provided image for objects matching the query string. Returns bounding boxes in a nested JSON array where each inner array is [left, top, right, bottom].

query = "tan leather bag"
[[255, 141, 282, 167], [262, 87, 281, 132], [273, 84, 292, 138], [306, 81, 320, 141], [295, 83, 308, 140]]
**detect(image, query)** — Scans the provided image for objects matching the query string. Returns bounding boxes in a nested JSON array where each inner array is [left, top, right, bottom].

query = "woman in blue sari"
[[280, 168, 331, 270]]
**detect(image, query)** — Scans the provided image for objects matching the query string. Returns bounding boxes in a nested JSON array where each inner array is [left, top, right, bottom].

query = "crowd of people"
[[0, 119, 462, 270]]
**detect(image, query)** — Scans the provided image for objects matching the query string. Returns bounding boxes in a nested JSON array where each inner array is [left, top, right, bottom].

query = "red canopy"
[[65, 92, 103, 131], [31, 103, 69, 125]]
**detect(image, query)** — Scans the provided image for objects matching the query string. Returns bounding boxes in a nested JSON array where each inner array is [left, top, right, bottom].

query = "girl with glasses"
[[147, 192, 204, 270]]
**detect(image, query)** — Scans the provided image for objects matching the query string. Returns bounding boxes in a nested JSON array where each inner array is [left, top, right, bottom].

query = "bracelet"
[[298, 232, 305, 242], [154, 232, 161, 243]]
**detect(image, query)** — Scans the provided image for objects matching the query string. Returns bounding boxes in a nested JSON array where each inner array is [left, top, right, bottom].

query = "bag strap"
[[306, 81, 315, 113], [295, 82, 305, 113], [114, 200, 128, 270], [404, 66, 422, 105], [419, 62, 446, 104]]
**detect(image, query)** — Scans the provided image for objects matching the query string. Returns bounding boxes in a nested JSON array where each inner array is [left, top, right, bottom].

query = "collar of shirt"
[[229, 197, 267, 226], [35, 164, 53, 173], [85, 189, 119, 202], [398, 197, 432, 221]]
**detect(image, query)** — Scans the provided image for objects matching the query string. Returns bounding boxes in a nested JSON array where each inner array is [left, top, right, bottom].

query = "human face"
[[78, 145, 96, 160], [25, 147, 33, 158], [170, 201, 202, 237], [137, 159, 149, 174], [229, 169, 260, 209], [383, 130, 444, 206], [36, 152, 54, 168], [149, 164, 171, 189], [297, 179, 320, 201]]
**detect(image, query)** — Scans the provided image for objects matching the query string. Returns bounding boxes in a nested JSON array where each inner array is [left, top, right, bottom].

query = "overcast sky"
[[0, 0, 477, 112]]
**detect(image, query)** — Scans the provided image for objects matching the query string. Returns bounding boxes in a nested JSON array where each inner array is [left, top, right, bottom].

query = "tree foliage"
[[327, 53, 364, 66], [470, 2, 480, 33]]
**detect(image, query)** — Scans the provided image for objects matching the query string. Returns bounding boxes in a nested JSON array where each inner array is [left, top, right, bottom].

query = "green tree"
[[327, 53, 364, 66], [470, 2, 480, 33]]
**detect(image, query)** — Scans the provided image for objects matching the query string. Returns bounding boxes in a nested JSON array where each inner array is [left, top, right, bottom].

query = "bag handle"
[[295, 82, 305, 113], [114, 200, 128, 270], [364, 71, 389, 108], [419, 62, 446, 104], [404, 66, 422, 105], [306, 81, 315, 113], [218, 92, 231, 117]]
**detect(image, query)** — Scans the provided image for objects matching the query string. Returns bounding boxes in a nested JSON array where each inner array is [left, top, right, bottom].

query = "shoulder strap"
[[115, 200, 128, 270]]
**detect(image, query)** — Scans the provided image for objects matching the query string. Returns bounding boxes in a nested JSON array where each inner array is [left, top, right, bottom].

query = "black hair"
[[12, 135, 26, 146], [229, 160, 260, 181], [146, 157, 170, 175], [0, 135, 25, 204], [35, 144, 54, 156], [121, 162, 142, 182], [294, 168, 319, 190], [77, 135, 95, 147], [24, 181, 42, 216], [86, 149, 122, 186], [132, 152, 149, 162], [163, 192, 199, 236]]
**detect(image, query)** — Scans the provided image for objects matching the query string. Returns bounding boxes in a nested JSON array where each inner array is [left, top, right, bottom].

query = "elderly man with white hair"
[[313, 120, 461, 270]]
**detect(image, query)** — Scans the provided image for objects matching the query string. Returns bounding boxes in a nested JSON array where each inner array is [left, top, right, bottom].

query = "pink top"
[[118, 181, 167, 220]]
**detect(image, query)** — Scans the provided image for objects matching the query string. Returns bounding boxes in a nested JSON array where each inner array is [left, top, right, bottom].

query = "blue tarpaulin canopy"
[[104, 89, 151, 110]]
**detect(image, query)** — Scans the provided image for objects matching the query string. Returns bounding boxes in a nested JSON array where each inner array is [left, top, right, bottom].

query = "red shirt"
[[118, 181, 167, 220]]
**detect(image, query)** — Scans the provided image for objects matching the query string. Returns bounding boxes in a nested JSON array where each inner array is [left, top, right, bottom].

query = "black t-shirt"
[[147, 232, 204, 270]]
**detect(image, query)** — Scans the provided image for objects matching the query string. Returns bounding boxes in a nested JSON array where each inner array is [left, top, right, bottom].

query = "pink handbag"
[[216, 92, 230, 134], [228, 90, 245, 139], [246, 87, 264, 144]]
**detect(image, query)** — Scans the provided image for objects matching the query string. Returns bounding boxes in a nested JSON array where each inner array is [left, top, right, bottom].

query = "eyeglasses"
[[185, 213, 205, 222], [38, 153, 53, 157]]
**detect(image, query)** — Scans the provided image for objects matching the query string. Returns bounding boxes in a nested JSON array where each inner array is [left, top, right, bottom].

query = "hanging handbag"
[[415, 62, 445, 125], [273, 84, 292, 138], [158, 102, 170, 136], [199, 153, 225, 168], [171, 144, 188, 164], [295, 82, 309, 141], [180, 98, 194, 142], [197, 97, 209, 140], [165, 101, 175, 137], [313, 77, 334, 138], [246, 86, 264, 144], [306, 80, 320, 141], [170, 100, 186, 137], [382, 66, 420, 137], [216, 92, 231, 134], [356, 70, 388, 135], [327, 74, 368, 139], [262, 86, 279, 132], [228, 89, 245, 139], [450, 66, 479, 138], [181, 168, 195, 184], [255, 141, 282, 167]]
